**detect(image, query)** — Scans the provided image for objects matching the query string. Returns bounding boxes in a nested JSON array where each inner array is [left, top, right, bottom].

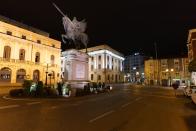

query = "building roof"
[[0, 15, 49, 37], [81, 44, 124, 57]]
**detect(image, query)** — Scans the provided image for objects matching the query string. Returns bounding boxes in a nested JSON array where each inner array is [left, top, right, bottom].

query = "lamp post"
[[45, 64, 49, 86], [166, 68, 174, 86]]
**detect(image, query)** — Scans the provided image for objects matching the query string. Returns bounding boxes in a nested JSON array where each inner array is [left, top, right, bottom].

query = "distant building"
[[124, 53, 145, 83], [187, 29, 196, 84], [145, 57, 189, 86], [80, 44, 125, 83], [0, 15, 61, 86], [187, 29, 196, 62]]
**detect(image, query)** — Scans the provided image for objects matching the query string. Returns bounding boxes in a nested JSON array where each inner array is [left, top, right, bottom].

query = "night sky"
[[0, 0, 196, 58]]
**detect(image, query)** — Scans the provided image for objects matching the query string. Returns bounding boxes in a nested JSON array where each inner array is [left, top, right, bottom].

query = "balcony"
[[0, 57, 58, 67]]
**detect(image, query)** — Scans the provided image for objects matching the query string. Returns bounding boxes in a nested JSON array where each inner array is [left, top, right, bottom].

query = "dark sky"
[[0, 0, 196, 58]]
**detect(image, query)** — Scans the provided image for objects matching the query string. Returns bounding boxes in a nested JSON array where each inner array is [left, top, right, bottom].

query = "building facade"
[[145, 58, 189, 86], [81, 44, 125, 83], [187, 29, 196, 62], [0, 15, 61, 86], [187, 29, 196, 84], [124, 53, 145, 83]]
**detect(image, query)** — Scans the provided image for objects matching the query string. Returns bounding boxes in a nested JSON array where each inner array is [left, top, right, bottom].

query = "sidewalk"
[[0, 86, 22, 95]]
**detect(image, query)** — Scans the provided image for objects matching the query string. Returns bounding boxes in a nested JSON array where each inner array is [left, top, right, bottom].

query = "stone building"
[[0, 15, 61, 86], [145, 57, 189, 86], [80, 44, 125, 83]]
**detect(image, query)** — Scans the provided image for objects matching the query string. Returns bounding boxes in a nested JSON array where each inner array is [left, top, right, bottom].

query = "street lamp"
[[166, 68, 174, 86], [45, 64, 49, 86]]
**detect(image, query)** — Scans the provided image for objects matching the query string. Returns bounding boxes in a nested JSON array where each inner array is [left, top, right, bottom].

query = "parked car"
[[184, 85, 196, 97]]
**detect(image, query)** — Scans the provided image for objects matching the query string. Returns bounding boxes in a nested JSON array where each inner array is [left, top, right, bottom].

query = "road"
[[0, 84, 196, 131]]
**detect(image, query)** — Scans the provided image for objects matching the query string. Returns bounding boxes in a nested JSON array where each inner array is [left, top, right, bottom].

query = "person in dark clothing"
[[57, 82, 62, 96], [102, 82, 105, 88], [172, 82, 179, 96]]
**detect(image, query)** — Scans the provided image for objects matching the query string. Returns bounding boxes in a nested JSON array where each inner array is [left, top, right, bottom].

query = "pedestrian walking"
[[172, 82, 179, 96]]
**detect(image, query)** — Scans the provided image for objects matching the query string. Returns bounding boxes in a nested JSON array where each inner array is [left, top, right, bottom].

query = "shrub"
[[9, 89, 24, 97], [22, 80, 33, 95], [36, 81, 44, 96], [76, 88, 86, 96], [43, 87, 58, 97]]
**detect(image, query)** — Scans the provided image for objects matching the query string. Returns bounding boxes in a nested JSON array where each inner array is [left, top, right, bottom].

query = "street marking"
[[130, 93, 178, 99], [0, 105, 20, 110], [27, 102, 41, 105], [121, 102, 132, 108], [121, 97, 143, 109], [2, 96, 34, 101], [89, 110, 115, 123], [135, 97, 143, 101]]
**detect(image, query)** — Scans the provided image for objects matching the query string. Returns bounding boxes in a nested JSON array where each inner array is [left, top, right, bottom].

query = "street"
[[0, 84, 196, 131]]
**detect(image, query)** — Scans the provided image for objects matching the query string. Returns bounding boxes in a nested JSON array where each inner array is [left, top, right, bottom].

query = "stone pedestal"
[[61, 49, 89, 92]]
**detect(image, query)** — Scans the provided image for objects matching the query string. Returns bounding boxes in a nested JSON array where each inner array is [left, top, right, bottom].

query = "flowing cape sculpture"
[[53, 3, 88, 50]]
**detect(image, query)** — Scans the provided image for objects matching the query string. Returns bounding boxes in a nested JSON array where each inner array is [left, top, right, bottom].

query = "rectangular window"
[[91, 65, 94, 71], [37, 40, 41, 44], [22, 35, 26, 39], [98, 64, 101, 69], [91, 74, 93, 80], [98, 75, 101, 80], [99, 55, 101, 61], [7, 31, 12, 35]]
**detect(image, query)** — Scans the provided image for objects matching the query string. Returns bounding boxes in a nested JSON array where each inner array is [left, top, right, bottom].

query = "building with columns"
[[0, 15, 61, 86], [81, 44, 125, 83]]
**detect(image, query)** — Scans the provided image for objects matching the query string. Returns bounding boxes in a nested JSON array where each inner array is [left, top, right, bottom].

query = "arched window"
[[51, 55, 55, 65], [16, 69, 26, 83], [3, 46, 11, 60], [35, 52, 40, 63], [19, 49, 25, 61], [0, 67, 11, 83], [33, 70, 40, 82]]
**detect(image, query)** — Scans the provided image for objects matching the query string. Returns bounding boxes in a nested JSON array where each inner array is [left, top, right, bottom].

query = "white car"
[[184, 85, 196, 97]]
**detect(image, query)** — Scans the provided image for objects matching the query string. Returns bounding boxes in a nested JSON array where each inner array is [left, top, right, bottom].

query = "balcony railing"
[[0, 57, 58, 67]]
